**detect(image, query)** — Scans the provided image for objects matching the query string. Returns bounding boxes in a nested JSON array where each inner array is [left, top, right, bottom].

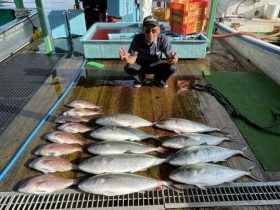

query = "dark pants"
[[124, 62, 177, 83]]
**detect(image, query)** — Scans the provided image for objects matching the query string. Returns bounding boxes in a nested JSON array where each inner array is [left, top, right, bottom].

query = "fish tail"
[[71, 164, 79, 171], [152, 113, 166, 126], [239, 147, 254, 161], [225, 134, 239, 141], [219, 127, 230, 135], [239, 150, 254, 161], [247, 173, 263, 182], [151, 136, 162, 143], [163, 181, 183, 193], [227, 138, 240, 142], [95, 106, 103, 111], [156, 146, 169, 153], [79, 140, 88, 146], [72, 176, 86, 185]]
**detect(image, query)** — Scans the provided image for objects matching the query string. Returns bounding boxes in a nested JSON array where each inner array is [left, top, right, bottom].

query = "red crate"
[[171, 21, 197, 35], [169, 2, 198, 11], [171, 8, 199, 16], [171, 14, 197, 24]]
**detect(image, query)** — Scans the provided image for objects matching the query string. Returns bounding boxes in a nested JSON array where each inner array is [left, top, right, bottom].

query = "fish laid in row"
[[168, 145, 253, 165], [28, 156, 78, 173], [63, 108, 102, 117], [87, 140, 165, 155], [78, 173, 173, 196], [58, 122, 92, 133], [18, 173, 174, 196], [155, 118, 224, 133], [55, 115, 90, 124], [18, 174, 79, 195], [78, 154, 166, 174], [169, 163, 262, 189], [34, 143, 82, 156], [67, 100, 102, 111], [90, 126, 158, 141], [45, 131, 86, 146], [96, 113, 153, 128], [162, 133, 234, 149]]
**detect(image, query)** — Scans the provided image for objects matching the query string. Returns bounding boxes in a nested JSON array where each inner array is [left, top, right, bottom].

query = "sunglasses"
[[144, 28, 158, 34]]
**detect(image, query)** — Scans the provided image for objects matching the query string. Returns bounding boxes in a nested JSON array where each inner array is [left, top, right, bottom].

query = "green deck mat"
[[205, 72, 280, 171]]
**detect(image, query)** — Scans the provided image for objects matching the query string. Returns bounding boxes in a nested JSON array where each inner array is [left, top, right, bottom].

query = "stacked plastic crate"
[[107, 0, 136, 22], [169, 0, 208, 35]]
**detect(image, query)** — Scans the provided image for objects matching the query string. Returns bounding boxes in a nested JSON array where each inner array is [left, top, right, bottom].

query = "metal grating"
[[164, 181, 280, 208], [0, 190, 164, 210], [0, 182, 279, 210], [0, 54, 62, 134]]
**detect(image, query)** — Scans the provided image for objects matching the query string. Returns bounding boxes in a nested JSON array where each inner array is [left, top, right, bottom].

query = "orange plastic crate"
[[171, 8, 200, 16], [169, 0, 197, 3], [171, 21, 197, 35], [171, 14, 197, 24], [153, 7, 170, 21], [169, 2, 198, 11]]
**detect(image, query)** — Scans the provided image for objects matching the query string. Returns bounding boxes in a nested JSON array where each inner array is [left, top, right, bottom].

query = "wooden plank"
[[0, 41, 279, 209]]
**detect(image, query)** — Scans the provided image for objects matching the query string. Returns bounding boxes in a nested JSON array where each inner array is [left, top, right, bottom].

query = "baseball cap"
[[143, 15, 159, 27]]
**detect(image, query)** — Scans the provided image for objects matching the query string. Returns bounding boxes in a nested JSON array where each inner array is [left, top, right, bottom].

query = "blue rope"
[[0, 58, 86, 181]]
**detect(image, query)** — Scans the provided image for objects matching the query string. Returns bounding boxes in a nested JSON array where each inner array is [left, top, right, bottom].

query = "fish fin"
[[124, 150, 133, 154]]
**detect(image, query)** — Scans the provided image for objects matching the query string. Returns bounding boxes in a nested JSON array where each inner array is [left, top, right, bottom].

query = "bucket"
[[265, 4, 280, 20]]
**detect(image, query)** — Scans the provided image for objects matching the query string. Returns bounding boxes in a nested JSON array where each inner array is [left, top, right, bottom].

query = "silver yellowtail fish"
[[28, 156, 78, 173], [90, 126, 159, 141], [58, 122, 92, 133], [168, 145, 253, 166], [67, 100, 102, 111], [18, 174, 79, 194], [78, 154, 166, 174], [96, 113, 153, 128], [169, 163, 261, 189], [55, 115, 90, 124], [34, 143, 82, 156], [155, 118, 223, 133], [87, 141, 165, 155], [45, 131, 87, 146], [162, 133, 233, 149], [63, 108, 102, 117], [78, 173, 171, 196]]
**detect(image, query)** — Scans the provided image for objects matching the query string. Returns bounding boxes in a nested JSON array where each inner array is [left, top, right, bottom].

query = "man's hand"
[[119, 48, 136, 64], [167, 52, 178, 64]]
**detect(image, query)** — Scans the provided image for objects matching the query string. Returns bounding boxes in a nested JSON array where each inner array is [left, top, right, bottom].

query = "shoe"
[[153, 80, 168, 88], [133, 80, 143, 88]]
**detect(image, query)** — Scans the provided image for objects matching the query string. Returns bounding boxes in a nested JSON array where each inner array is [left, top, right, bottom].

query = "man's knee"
[[124, 63, 141, 75]]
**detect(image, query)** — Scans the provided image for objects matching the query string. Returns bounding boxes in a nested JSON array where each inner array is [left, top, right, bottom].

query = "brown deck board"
[[0, 40, 279, 209]]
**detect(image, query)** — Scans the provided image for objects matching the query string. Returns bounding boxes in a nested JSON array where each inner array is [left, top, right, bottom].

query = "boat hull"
[[215, 21, 280, 86], [0, 9, 39, 62]]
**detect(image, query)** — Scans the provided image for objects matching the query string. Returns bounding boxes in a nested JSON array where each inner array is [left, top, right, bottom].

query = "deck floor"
[[0, 39, 279, 209]]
